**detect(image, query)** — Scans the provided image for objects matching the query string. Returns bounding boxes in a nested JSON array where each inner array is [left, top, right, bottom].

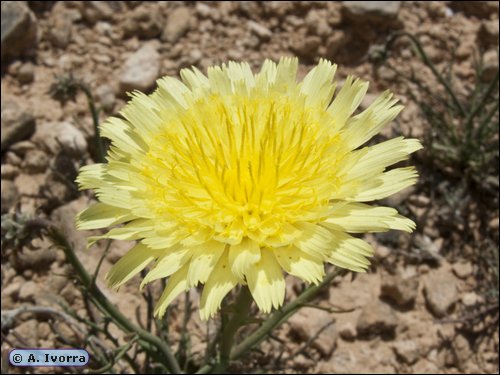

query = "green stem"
[[79, 84, 106, 163], [386, 32, 466, 117], [196, 268, 345, 374], [218, 286, 253, 372], [44, 222, 181, 374]]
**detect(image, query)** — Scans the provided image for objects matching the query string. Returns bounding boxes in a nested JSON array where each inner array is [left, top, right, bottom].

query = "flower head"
[[76, 57, 421, 320]]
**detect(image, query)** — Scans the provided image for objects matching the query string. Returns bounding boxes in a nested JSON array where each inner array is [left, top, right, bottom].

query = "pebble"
[[452, 261, 473, 279], [381, 274, 419, 307], [162, 7, 191, 43], [17, 62, 35, 84], [356, 299, 398, 338], [32, 121, 87, 156], [1, 1, 38, 61], [424, 267, 458, 317], [288, 307, 338, 357], [1, 179, 18, 214], [248, 20, 272, 41], [119, 43, 160, 93], [1, 100, 36, 151]]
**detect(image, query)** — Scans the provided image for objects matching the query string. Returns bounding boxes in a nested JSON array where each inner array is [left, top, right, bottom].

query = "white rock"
[[120, 43, 160, 93], [32, 121, 87, 156], [248, 20, 272, 41], [162, 7, 191, 43], [424, 268, 458, 317]]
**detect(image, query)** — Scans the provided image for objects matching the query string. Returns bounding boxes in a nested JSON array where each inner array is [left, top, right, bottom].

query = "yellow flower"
[[76, 57, 421, 320]]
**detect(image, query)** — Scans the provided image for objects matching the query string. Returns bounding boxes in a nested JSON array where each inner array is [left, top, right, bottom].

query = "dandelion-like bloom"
[[76, 57, 421, 320]]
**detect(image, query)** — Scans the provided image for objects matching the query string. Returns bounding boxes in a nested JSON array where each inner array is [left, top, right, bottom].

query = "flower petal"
[[300, 58, 337, 108], [228, 238, 261, 280], [187, 240, 226, 287], [106, 243, 158, 289], [323, 202, 415, 233], [200, 250, 239, 320], [293, 222, 334, 260], [342, 90, 403, 150], [328, 75, 369, 132], [76, 202, 135, 230], [327, 230, 374, 272], [154, 263, 189, 318], [273, 245, 325, 284], [141, 246, 192, 288], [246, 249, 285, 313], [350, 167, 419, 202]]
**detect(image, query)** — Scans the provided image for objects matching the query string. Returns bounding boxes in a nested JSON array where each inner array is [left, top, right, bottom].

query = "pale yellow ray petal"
[[76, 164, 106, 190], [323, 202, 415, 233], [76, 202, 135, 230], [153, 263, 189, 318], [246, 249, 285, 313], [326, 230, 374, 272], [342, 90, 403, 150], [141, 246, 192, 288], [100, 117, 148, 155], [273, 56, 298, 92], [300, 58, 337, 108], [155, 76, 191, 110], [228, 238, 261, 280], [350, 167, 419, 202], [328, 75, 369, 132], [273, 246, 325, 284], [187, 241, 226, 287], [338, 137, 422, 182], [180, 66, 210, 91], [293, 222, 334, 260], [199, 250, 239, 320], [106, 243, 159, 289]]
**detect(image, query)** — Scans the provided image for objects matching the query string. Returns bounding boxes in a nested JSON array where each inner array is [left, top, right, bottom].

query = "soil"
[[1, 1, 499, 374]]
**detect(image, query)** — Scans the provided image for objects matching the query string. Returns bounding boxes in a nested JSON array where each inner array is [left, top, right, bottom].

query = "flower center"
[[143, 93, 343, 245]]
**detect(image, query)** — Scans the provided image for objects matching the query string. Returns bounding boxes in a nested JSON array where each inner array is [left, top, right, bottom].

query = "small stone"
[[17, 62, 35, 84], [376, 65, 397, 81], [381, 274, 419, 307], [188, 49, 203, 65], [120, 43, 160, 93], [481, 49, 498, 82], [424, 268, 458, 317], [356, 300, 397, 338], [162, 7, 191, 43], [18, 281, 40, 302], [452, 261, 473, 279], [2, 280, 22, 300], [1, 1, 38, 61], [12, 141, 36, 158], [1, 100, 36, 151], [95, 84, 116, 112], [461, 292, 482, 307], [306, 10, 331, 37], [290, 35, 322, 60], [23, 149, 49, 174], [374, 245, 391, 260], [0, 164, 18, 180], [338, 322, 357, 341], [196, 2, 219, 20], [325, 30, 349, 58], [479, 19, 499, 47], [248, 20, 272, 41], [288, 307, 338, 357], [81, 1, 116, 23], [32, 121, 87, 156], [342, 1, 402, 23], [393, 340, 419, 364], [1, 179, 18, 213], [13, 320, 38, 346]]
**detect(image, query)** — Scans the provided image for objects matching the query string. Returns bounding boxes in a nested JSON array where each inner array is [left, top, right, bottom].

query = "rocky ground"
[[1, 1, 499, 374]]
